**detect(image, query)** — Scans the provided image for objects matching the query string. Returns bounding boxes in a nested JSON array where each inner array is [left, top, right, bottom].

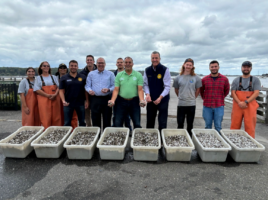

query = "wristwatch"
[[245, 100, 249, 104]]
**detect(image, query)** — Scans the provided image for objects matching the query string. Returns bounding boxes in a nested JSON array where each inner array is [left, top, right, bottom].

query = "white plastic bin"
[[131, 128, 161, 161], [97, 127, 129, 160], [220, 129, 265, 162], [0, 126, 44, 158], [31, 126, 72, 158], [162, 129, 195, 161], [64, 127, 100, 160], [192, 129, 231, 162]]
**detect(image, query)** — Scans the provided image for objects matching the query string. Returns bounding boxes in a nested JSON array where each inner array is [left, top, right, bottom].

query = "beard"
[[211, 70, 218, 74], [242, 71, 250, 75]]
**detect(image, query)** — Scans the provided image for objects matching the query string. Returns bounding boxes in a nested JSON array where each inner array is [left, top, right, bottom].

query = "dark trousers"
[[64, 105, 86, 126], [112, 99, 132, 131], [146, 100, 169, 133], [114, 96, 141, 129], [177, 106, 196, 136], [90, 95, 112, 130]]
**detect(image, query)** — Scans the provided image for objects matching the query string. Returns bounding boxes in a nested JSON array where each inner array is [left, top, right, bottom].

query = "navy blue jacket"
[[145, 63, 170, 102], [79, 64, 97, 77]]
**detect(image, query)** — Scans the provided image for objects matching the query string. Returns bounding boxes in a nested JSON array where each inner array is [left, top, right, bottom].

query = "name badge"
[[67, 79, 72, 82]]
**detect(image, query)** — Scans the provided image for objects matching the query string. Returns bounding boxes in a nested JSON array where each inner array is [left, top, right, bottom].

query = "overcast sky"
[[0, 0, 268, 75]]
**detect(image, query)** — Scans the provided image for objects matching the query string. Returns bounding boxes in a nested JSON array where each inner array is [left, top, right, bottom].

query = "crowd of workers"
[[18, 51, 261, 138]]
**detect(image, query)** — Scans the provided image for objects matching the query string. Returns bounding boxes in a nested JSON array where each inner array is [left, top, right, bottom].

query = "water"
[[170, 76, 268, 88], [2, 75, 268, 87]]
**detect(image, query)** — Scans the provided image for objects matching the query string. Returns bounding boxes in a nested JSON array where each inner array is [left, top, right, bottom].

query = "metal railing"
[[224, 87, 268, 123], [0, 83, 19, 110]]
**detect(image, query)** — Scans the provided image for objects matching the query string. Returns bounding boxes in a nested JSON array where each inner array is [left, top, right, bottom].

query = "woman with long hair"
[[56, 63, 78, 129], [173, 58, 202, 136], [34, 61, 61, 129], [18, 67, 41, 126]]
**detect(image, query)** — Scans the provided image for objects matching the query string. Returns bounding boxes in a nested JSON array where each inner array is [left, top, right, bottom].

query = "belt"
[[119, 95, 135, 101]]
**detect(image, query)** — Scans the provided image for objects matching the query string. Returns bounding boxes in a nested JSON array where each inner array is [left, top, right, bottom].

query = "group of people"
[[18, 51, 261, 138]]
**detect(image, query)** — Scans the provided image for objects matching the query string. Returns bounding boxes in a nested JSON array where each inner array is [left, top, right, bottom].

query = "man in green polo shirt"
[[108, 56, 146, 128]]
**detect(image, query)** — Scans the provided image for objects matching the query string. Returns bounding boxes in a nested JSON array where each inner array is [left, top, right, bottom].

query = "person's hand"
[[46, 94, 53, 99], [101, 88, 110, 93], [23, 106, 30, 115], [88, 90, 95, 96], [63, 101, 69, 107], [108, 100, 114, 107], [153, 97, 162, 105], [85, 101, 89, 109], [49, 94, 57, 100], [146, 94, 152, 103], [238, 101, 247, 109], [139, 100, 146, 107]]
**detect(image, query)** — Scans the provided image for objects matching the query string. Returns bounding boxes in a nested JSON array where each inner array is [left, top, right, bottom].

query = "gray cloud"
[[0, 0, 268, 75]]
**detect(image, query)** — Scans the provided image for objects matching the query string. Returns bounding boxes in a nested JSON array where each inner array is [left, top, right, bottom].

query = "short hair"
[[97, 57, 106, 63], [38, 61, 51, 75], [69, 60, 78, 65], [86, 55, 94, 60], [209, 60, 219, 66], [151, 51, 160, 58], [117, 57, 123, 61], [124, 56, 133, 62], [26, 67, 36, 73]]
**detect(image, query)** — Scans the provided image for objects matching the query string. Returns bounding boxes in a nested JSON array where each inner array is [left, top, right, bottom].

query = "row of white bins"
[[0, 127, 265, 163]]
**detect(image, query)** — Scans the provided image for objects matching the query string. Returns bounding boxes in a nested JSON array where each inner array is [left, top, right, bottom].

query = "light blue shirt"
[[85, 69, 115, 96]]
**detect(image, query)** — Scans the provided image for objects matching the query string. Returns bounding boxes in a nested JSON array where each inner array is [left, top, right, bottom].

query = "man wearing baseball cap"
[[173, 58, 202, 136], [230, 61, 261, 138]]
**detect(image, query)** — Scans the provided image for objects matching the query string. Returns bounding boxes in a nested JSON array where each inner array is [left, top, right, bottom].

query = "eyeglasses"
[[97, 62, 105, 65], [42, 65, 50, 67], [59, 67, 67, 69]]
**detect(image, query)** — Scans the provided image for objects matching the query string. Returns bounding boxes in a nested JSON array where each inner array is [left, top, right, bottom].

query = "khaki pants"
[[85, 99, 92, 126]]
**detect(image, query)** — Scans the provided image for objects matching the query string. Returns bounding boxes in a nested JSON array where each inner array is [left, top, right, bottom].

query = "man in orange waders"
[[230, 61, 261, 138]]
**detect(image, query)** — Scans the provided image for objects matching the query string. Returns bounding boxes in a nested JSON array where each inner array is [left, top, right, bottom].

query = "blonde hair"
[[179, 63, 196, 76]]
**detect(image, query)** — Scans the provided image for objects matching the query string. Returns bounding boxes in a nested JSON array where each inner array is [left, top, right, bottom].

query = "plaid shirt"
[[200, 73, 230, 107]]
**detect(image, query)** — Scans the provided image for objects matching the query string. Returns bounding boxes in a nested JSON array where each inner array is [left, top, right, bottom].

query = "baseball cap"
[[58, 63, 67, 69], [242, 61, 252, 67], [184, 58, 194, 65]]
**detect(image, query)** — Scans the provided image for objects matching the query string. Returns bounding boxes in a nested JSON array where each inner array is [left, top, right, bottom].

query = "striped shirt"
[[85, 69, 115, 96], [200, 73, 230, 107]]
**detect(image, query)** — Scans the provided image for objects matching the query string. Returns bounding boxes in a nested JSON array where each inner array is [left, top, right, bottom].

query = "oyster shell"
[[38, 129, 68, 144], [196, 133, 224, 148], [165, 135, 189, 147], [8, 130, 38, 144], [225, 133, 258, 148], [68, 131, 97, 145], [102, 131, 127, 146], [133, 131, 159, 146]]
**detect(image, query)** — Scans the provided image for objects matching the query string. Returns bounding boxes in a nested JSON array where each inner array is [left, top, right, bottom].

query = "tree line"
[[0, 67, 179, 76]]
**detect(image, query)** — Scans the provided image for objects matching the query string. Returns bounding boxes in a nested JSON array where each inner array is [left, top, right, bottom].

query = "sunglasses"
[[42, 65, 50, 67]]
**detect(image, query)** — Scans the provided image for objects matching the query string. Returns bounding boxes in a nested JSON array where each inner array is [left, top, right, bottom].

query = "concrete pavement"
[[0, 110, 268, 200]]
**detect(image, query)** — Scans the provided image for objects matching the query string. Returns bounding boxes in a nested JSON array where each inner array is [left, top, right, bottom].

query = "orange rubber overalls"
[[230, 76, 259, 138], [21, 79, 41, 126], [37, 75, 62, 129]]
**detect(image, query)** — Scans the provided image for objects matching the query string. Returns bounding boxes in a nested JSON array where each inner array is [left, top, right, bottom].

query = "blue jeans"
[[64, 105, 86, 126], [202, 106, 224, 133], [114, 96, 141, 129]]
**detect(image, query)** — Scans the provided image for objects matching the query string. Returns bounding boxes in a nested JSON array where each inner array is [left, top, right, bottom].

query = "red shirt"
[[200, 73, 230, 107]]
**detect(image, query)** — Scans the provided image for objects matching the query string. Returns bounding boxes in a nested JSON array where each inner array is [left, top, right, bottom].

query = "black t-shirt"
[[59, 73, 86, 107]]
